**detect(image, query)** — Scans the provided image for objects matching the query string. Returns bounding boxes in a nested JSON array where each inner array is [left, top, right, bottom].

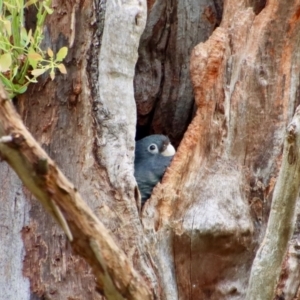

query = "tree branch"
[[0, 85, 152, 300], [246, 105, 300, 300]]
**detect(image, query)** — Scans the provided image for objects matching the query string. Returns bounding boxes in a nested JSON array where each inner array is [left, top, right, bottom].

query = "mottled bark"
[[0, 85, 151, 300], [140, 0, 300, 299], [275, 230, 300, 300], [2, 0, 300, 299], [0, 0, 156, 299], [94, 1, 158, 290], [3, 1, 105, 298], [246, 107, 300, 300]]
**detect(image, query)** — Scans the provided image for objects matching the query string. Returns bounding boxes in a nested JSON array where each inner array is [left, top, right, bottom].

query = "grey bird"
[[134, 135, 175, 205]]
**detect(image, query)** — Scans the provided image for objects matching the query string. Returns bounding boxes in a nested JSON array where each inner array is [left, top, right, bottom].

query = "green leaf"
[[28, 57, 38, 69], [28, 52, 43, 61], [28, 49, 43, 69], [50, 69, 55, 80], [57, 63, 67, 74], [25, 29, 32, 46], [0, 74, 14, 98], [3, 2, 15, 10], [0, 0, 62, 92], [43, 2, 54, 14], [3, 20, 11, 36], [25, 75, 38, 83], [15, 85, 28, 94], [0, 73, 13, 88], [0, 53, 12, 72], [31, 68, 46, 76], [12, 65, 19, 79], [25, 0, 38, 8], [47, 47, 53, 58], [20, 27, 28, 46], [56, 47, 68, 61]]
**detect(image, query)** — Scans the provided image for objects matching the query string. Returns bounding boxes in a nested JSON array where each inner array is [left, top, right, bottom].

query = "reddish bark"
[[141, 1, 300, 299], [2, 0, 300, 299], [0, 86, 152, 300]]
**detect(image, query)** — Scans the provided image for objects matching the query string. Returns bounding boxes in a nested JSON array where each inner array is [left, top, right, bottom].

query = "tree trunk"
[[140, 0, 300, 299], [2, 0, 300, 300], [1, 0, 153, 299]]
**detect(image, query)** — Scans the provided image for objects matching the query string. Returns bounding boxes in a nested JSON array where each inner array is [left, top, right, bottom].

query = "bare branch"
[[246, 106, 300, 300], [0, 85, 152, 300]]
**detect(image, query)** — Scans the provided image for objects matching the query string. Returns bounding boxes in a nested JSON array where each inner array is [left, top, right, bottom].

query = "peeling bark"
[[247, 106, 300, 300], [275, 230, 300, 300], [0, 86, 152, 300], [1, 0, 157, 299], [140, 0, 300, 299], [93, 0, 160, 293], [2, 0, 300, 299]]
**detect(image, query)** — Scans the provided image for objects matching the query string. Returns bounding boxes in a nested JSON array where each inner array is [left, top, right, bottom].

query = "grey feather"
[[134, 135, 175, 205]]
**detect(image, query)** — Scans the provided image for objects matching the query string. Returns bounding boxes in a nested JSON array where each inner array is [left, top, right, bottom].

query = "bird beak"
[[161, 143, 175, 156]]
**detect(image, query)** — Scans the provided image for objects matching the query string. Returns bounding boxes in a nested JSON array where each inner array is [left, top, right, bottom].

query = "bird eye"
[[148, 143, 158, 153]]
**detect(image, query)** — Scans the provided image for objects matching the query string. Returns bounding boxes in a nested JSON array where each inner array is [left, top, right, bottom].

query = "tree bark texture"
[[2, 0, 300, 300], [0, 0, 155, 299], [134, 0, 223, 145], [246, 106, 300, 300], [141, 0, 300, 299], [1, 1, 104, 298], [0, 85, 152, 300]]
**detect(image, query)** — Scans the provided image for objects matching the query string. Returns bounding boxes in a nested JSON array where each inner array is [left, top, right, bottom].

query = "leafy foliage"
[[0, 0, 68, 98]]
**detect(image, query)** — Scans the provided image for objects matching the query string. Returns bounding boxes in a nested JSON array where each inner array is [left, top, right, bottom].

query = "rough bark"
[[2, 0, 300, 299], [246, 106, 300, 300], [0, 0, 157, 299], [93, 0, 161, 294], [0, 86, 151, 300], [139, 0, 300, 299], [1, 1, 105, 298], [134, 0, 223, 144], [275, 227, 300, 300]]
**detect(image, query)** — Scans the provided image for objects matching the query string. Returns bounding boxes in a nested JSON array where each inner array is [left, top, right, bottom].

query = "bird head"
[[135, 135, 175, 160], [134, 135, 175, 205]]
